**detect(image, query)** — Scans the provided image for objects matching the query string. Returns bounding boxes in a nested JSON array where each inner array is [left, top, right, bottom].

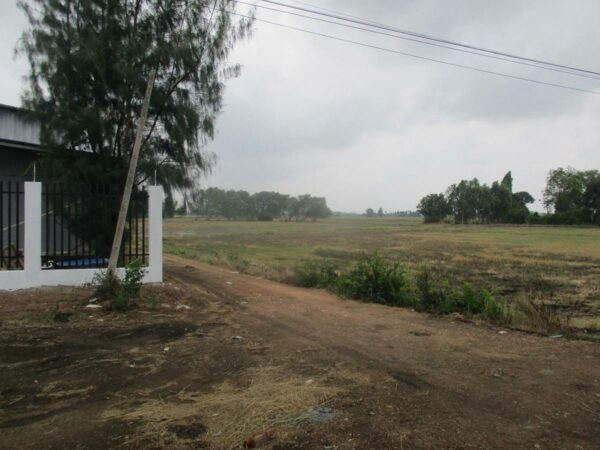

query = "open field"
[[164, 216, 600, 330], [1, 257, 600, 449]]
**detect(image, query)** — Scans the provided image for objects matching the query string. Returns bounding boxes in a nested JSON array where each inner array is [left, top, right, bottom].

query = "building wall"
[[0, 105, 40, 146], [0, 145, 38, 180]]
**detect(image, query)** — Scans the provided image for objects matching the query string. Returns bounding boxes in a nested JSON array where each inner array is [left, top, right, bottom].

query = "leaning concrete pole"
[[108, 69, 157, 272]]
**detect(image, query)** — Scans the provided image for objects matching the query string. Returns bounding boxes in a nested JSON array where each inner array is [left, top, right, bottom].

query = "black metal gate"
[[41, 184, 148, 269], [0, 181, 24, 270]]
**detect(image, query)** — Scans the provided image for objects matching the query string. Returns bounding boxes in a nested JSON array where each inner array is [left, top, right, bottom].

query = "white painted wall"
[[0, 182, 163, 290]]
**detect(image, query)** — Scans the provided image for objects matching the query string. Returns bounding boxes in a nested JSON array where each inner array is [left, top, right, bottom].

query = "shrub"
[[121, 259, 145, 299], [295, 260, 339, 288], [92, 269, 121, 300], [337, 253, 413, 307], [92, 260, 146, 313], [415, 265, 508, 322]]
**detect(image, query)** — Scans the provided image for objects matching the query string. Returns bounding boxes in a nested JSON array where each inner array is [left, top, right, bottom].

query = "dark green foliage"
[[365, 208, 375, 217], [92, 268, 121, 300], [419, 171, 536, 224], [121, 259, 145, 300], [415, 265, 506, 321], [18, 0, 253, 193], [417, 193, 449, 223], [92, 260, 146, 312], [294, 255, 412, 306], [293, 255, 508, 321], [337, 253, 412, 307], [190, 187, 331, 221], [544, 167, 600, 225], [163, 193, 177, 218], [295, 261, 339, 289]]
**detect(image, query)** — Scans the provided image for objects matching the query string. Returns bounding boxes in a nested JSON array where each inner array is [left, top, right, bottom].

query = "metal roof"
[[0, 103, 41, 151]]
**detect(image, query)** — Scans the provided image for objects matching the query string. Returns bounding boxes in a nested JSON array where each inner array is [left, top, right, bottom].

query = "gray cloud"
[[2, 0, 600, 212]]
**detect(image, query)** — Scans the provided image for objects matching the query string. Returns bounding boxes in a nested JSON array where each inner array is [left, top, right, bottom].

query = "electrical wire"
[[233, 0, 600, 81], [225, 9, 600, 95], [258, 0, 600, 78]]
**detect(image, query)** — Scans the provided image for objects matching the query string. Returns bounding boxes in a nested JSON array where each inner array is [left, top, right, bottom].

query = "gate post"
[[147, 185, 163, 283], [24, 182, 42, 280]]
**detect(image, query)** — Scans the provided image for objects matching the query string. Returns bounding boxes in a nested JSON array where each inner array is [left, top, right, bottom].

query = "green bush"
[[92, 260, 146, 313], [337, 253, 413, 307], [415, 265, 507, 322], [295, 260, 339, 288], [92, 269, 121, 300], [121, 259, 145, 299]]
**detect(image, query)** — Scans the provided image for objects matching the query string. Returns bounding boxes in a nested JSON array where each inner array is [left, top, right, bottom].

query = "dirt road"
[[1, 256, 599, 449]]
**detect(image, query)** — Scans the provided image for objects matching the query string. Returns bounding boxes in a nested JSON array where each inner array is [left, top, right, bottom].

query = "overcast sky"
[[2, 1, 600, 212]]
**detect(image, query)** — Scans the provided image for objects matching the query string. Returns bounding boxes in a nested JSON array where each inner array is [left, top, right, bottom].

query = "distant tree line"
[[165, 187, 331, 221], [417, 168, 600, 225], [364, 208, 420, 218]]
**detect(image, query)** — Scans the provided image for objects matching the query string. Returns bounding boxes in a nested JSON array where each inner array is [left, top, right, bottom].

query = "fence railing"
[[0, 182, 162, 290], [0, 181, 24, 270], [41, 184, 148, 270]]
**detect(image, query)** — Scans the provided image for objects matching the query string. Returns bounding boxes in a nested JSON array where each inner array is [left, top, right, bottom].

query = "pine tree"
[[18, 0, 253, 195]]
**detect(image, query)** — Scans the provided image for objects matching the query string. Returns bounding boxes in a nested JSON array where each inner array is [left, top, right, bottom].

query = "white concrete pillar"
[[147, 185, 163, 283], [24, 182, 42, 276]]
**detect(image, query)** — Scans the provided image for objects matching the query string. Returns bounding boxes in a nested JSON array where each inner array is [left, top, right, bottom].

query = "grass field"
[[164, 216, 600, 329]]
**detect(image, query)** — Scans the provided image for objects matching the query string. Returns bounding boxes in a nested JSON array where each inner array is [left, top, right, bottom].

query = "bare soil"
[[1, 255, 599, 449]]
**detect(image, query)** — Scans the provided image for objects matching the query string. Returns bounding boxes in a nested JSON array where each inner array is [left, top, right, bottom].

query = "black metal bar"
[[45, 187, 49, 267], [141, 190, 146, 265], [135, 192, 139, 261], [93, 184, 98, 267], [15, 182, 20, 269], [7, 181, 12, 269], [67, 186, 72, 264], [53, 183, 57, 265], [0, 181, 4, 268], [128, 195, 133, 264]]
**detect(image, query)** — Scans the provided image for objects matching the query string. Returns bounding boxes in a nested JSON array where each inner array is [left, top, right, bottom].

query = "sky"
[[1, 1, 600, 213]]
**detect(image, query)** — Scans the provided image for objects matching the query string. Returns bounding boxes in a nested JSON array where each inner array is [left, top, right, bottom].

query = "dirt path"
[[1, 256, 599, 449], [165, 255, 600, 449]]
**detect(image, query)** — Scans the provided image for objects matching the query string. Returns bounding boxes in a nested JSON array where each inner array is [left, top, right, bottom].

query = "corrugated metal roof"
[[0, 104, 41, 150]]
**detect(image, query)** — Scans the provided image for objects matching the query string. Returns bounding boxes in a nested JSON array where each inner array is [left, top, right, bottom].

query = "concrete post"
[[147, 186, 163, 283], [24, 182, 41, 278]]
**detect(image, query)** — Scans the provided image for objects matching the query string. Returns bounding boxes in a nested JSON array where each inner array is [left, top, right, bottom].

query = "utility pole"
[[108, 69, 157, 272]]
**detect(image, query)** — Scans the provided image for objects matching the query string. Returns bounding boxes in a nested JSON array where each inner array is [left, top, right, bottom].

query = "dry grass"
[[103, 365, 346, 449], [511, 296, 571, 334], [164, 216, 600, 330]]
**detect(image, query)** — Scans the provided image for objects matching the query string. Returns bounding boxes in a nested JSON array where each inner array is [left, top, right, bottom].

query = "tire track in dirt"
[[165, 255, 600, 449]]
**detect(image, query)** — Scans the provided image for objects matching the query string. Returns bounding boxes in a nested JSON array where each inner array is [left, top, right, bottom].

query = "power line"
[[226, 10, 600, 95], [258, 0, 600, 78], [234, 0, 600, 81]]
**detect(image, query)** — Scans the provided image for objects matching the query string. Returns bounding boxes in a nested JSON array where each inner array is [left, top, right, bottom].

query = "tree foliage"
[[188, 187, 331, 221], [418, 171, 534, 224], [543, 167, 600, 224], [417, 193, 449, 223], [18, 0, 253, 198]]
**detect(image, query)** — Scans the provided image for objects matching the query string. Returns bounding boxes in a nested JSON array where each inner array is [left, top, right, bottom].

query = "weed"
[[337, 253, 413, 307], [295, 260, 339, 288], [513, 297, 569, 334], [92, 260, 146, 313], [92, 269, 121, 300], [415, 265, 509, 322]]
